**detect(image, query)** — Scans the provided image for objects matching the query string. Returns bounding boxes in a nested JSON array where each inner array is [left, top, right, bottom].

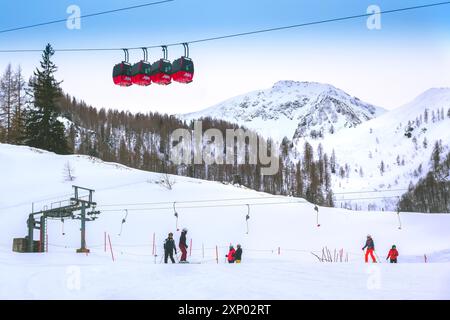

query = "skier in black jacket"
[[164, 233, 177, 264], [234, 244, 243, 263], [362, 234, 377, 263]]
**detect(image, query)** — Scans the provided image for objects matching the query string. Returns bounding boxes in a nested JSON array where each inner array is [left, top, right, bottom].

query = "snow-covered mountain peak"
[[373, 87, 450, 124], [401, 87, 450, 110], [271, 80, 336, 93], [183, 81, 385, 141]]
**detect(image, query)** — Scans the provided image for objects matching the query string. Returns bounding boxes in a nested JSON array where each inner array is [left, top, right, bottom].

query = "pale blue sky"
[[0, 0, 449, 113]]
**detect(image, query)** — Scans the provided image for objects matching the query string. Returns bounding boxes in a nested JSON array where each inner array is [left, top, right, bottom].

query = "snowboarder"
[[226, 245, 236, 263], [386, 245, 399, 263], [163, 232, 177, 264], [179, 227, 188, 262], [362, 234, 377, 263], [234, 244, 243, 263]]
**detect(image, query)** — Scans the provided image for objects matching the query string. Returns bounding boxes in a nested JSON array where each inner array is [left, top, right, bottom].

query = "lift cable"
[[98, 196, 297, 208], [333, 188, 407, 195], [97, 191, 407, 208], [99, 200, 308, 213], [0, 0, 175, 35], [98, 195, 405, 214], [0, 184, 407, 213], [0, 1, 449, 53], [334, 195, 402, 202]]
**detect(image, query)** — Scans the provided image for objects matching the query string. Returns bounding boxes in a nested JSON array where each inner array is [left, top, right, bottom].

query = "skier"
[[386, 245, 399, 263], [179, 227, 188, 263], [163, 232, 177, 264], [362, 234, 377, 263], [234, 244, 243, 263], [226, 245, 236, 263]]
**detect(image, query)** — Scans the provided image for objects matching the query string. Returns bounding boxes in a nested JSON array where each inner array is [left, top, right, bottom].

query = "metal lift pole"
[[77, 202, 89, 253], [40, 215, 46, 253], [27, 214, 35, 252], [17, 185, 99, 254]]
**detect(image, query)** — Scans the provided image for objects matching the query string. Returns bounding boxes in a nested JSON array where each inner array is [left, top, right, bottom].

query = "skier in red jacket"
[[226, 245, 236, 263], [386, 245, 399, 263]]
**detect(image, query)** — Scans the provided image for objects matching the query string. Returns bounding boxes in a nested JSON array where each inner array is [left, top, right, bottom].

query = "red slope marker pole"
[[108, 234, 115, 262]]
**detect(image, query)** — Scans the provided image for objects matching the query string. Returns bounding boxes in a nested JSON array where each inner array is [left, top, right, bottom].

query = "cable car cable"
[[1, 1, 449, 53], [0, 0, 175, 35]]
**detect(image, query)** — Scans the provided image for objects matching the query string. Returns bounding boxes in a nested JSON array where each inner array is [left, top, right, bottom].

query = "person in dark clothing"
[[179, 228, 188, 262], [233, 244, 243, 263], [386, 245, 399, 263], [164, 233, 177, 264], [362, 234, 377, 263]]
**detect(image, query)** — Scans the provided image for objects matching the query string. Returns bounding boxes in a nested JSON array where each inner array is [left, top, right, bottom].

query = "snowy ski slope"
[[0, 143, 449, 299]]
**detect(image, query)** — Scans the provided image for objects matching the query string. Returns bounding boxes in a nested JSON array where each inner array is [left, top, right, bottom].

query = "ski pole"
[[374, 251, 382, 263]]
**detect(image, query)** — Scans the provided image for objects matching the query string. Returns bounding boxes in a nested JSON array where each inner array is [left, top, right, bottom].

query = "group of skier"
[[163, 227, 189, 264], [164, 230, 399, 264], [163, 228, 244, 264], [226, 244, 243, 263], [362, 234, 399, 263]]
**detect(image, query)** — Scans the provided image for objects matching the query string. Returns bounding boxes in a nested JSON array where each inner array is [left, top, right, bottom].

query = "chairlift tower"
[[20, 186, 100, 253]]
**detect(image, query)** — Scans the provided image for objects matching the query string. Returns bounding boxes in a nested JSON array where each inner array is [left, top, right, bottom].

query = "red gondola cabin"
[[172, 56, 194, 84], [131, 61, 152, 86], [112, 62, 132, 87], [150, 59, 172, 85]]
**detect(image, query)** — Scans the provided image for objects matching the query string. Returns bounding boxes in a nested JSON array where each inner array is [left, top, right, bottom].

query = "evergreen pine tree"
[[24, 44, 70, 154], [432, 140, 442, 172]]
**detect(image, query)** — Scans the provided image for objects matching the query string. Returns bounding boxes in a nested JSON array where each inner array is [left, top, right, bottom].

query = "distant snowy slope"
[[183, 81, 385, 141], [310, 88, 450, 210]]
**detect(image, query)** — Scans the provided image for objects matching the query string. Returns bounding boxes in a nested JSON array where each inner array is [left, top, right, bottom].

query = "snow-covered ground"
[[0, 143, 449, 299]]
